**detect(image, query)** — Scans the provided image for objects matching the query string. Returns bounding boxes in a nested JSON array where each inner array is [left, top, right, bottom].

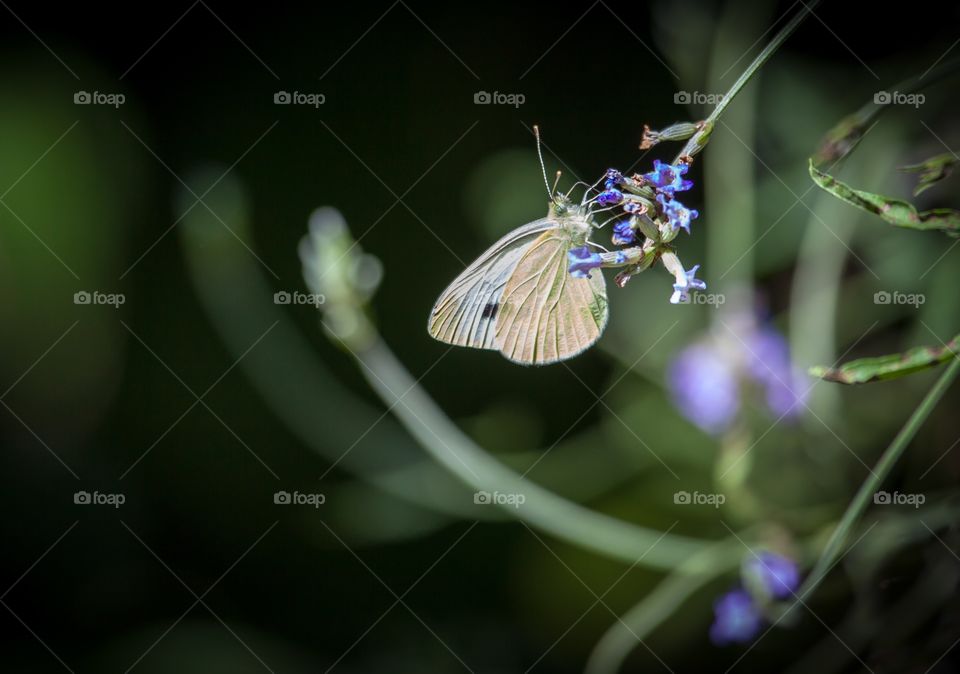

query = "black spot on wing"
[[482, 302, 499, 319]]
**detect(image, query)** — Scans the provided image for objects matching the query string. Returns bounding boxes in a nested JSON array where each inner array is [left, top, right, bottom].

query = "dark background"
[[2, 1, 960, 671]]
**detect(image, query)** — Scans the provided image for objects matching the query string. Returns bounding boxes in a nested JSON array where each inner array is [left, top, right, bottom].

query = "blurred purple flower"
[[667, 317, 806, 434], [710, 589, 763, 646], [744, 552, 800, 600], [668, 343, 740, 433], [745, 327, 808, 418]]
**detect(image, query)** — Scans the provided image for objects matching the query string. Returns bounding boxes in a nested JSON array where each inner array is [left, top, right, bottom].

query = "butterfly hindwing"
[[495, 230, 608, 365], [428, 218, 557, 350]]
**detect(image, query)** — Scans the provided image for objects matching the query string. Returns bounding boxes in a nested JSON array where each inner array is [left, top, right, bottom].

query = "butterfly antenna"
[[551, 170, 562, 197], [533, 125, 553, 198]]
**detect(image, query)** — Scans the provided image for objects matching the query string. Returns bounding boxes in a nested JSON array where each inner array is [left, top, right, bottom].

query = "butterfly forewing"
[[428, 219, 556, 349], [495, 229, 608, 365]]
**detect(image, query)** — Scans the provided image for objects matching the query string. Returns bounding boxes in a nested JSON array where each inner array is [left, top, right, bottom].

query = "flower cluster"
[[710, 552, 800, 645], [643, 160, 699, 235], [564, 158, 706, 305], [668, 313, 807, 434]]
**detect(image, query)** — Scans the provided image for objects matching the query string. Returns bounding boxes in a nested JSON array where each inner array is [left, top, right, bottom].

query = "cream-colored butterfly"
[[428, 128, 608, 365]]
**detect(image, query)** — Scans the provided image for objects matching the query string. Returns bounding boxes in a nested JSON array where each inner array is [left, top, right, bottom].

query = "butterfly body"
[[428, 196, 608, 365]]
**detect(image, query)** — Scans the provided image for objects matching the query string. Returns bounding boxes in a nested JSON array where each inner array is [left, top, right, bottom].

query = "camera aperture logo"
[[873, 290, 924, 308], [74, 90, 125, 108], [474, 490, 525, 508], [473, 91, 525, 108], [74, 290, 125, 308], [273, 290, 325, 307], [274, 91, 326, 108], [274, 490, 326, 508], [874, 91, 924, 108], [674, 490, 725, 508], [74, 490, 125, 508], [674, 91, 724, 106], [874, 490, 925, 508]]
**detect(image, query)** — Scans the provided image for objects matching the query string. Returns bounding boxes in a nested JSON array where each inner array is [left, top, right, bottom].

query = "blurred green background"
[[2, 0, 960, 671]]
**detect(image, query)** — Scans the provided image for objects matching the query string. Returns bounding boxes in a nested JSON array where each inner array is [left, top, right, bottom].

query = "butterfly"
[[428, 128, 609, 365]]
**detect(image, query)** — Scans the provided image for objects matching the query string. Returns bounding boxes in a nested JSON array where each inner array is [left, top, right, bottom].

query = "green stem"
[[356, 337, 723, 569], [788, 356, 960, 613], [673, 0, 820, 163]]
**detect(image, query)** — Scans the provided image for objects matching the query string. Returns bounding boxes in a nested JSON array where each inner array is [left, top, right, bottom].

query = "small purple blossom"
[[568, 246, 602, 279], [668, 343, 740, 433], [643, 159, 693, 195], [596, 189, 624, 207], [710, 589, 763, 646], [623, 201, 645, 214], [744, 552, 800, 600], [669, 265, 706, 304], [612, 219, 636, 246], [657, 193, 699, 234], [604, 168, 625, 189]]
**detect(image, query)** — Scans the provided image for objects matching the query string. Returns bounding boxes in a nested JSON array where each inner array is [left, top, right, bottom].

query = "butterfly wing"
[[495, 230, 608, 365], [428, 218, 557, 350]]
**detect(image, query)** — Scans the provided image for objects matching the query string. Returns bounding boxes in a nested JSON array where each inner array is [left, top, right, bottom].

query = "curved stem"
[[355, 336, 719, 568]]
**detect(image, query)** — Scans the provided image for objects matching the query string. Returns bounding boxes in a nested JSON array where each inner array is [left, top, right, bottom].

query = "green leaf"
[[808, 159, 960, 237], [809, 334, 960, 384], [899, 153, 958, 196]]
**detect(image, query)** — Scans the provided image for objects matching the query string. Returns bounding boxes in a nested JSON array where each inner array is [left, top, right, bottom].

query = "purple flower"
[[669, 264, 706, 304], [604, 168, 625, 189], [596, 189, 624, 207], [568, 246, 602, 279], [612, 219, 636, 245], [643, 159, 693, 195], [744, 328, 808, 418], [667, 314, 807, 433], [710, 589, 763, 646], [668, 343, 739, 433], [744, 552, 800, 600], [657, 193, 699, 234]]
